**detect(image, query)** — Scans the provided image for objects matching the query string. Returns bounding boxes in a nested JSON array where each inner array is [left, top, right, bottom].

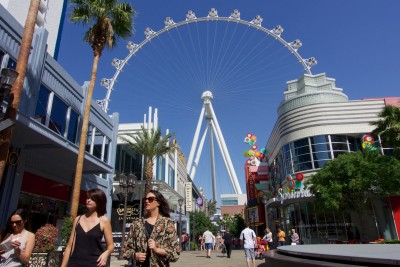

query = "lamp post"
[[0, 68, 19, 132], [178, 198, 184, 250], [118, 172, 137, 260], [262, 196, 268, 229]]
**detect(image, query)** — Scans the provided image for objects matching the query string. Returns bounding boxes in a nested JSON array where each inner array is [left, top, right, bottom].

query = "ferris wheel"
[[99, 8, 317, 198]]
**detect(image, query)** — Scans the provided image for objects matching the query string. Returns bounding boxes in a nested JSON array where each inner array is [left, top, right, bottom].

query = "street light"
[[178, 198, 184, 250], [262, 196, 269, 229], [0, 68, 19, 132], [118, 172, 137, 260]]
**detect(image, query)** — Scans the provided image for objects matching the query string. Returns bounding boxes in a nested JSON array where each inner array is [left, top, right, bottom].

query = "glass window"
[[331, 143, 348, 151], [86, 124, 94, 153], [34, 85, 50, 125], [294, 161, 313, 172], [293, 146, 311, 156], [311, 143, 330, 153], [67, 109, 79, 143], [330, 135, 347, 143], [313, 151, 331, 161], [293, 138, 309, 148], [310, 135, 329, 144], [93, 130, 104, 159], [6, 58, 16, 69], [49, 95, 68, 135], [333, 151, 347, 159], [103, 137, 110, 163]]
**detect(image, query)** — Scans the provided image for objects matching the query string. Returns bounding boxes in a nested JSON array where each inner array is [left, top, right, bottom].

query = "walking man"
[[203, 228, 215, 258], [240, 222, 256, 267], [222, 229, 233, 258]]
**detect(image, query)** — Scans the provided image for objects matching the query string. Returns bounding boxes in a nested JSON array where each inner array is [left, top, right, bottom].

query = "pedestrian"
[[240, 222, 256, 267], [199, 235, 205, 251], [291, 229, 300, 245], [202, 229, 215, 258], [124, 190, 180, 267], [215, 232, 222, 251], [61, 188, 114, 267], [181, 232, 188, 251], [276, 227, 286, 247], [0, 209, 35, 266], [222, 229, 233, 258], [262, 228, 273, 250]]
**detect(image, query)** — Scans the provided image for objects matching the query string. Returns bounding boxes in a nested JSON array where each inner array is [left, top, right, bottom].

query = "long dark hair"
[[1, 209, 29, 240], [87, 188, 107, 216], [145, 190, 171, 218]]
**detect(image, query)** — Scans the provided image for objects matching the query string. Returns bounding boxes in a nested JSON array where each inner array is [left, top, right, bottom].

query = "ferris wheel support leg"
[[189, 124, 209, 180], [207, 103, 242, 194], [187, 107, 205, 173], [210, 120, 235, 193], [209, 120, 217, 202]]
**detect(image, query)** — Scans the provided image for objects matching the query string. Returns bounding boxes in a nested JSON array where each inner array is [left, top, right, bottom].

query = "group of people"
[[0, 189, 180, 267]]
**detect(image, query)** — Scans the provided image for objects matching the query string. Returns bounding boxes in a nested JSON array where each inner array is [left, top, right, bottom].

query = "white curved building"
[[264, 73, 400, 244]]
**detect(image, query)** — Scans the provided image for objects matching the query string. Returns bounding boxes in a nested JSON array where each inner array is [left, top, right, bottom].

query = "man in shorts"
[[202, 228, 215, 258], [240, 222, 256, 267]]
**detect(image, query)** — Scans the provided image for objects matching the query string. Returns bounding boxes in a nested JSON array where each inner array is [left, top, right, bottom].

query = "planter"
[[28, 251, 63, 267]]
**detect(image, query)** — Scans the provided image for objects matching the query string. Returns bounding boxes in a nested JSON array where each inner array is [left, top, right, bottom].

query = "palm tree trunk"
[[0, 0, 39, 185], [70, 53, 100, 219], [145, 158, 153, 194]]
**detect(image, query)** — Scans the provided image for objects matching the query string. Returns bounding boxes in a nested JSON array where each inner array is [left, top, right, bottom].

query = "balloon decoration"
[[362, 134, 377, 151], [243, 132, 267, 166], [285, 172, 305, 192]]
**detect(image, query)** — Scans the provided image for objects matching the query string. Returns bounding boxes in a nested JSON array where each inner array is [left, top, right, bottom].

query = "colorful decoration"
[[285, 172, 305, 191], [295, 172, 304, 182], [243, 132, 267, 166], [362, 134, 377, 151]]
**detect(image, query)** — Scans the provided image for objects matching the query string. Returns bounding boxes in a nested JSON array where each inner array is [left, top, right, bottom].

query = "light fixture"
[[0, 68, 19, 107]]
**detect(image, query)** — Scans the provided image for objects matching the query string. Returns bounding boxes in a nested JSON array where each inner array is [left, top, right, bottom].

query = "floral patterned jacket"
[[124, 216, 180, 267]]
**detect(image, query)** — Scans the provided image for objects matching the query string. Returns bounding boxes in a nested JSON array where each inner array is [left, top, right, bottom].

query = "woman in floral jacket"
[[124, 190, 179, 267]]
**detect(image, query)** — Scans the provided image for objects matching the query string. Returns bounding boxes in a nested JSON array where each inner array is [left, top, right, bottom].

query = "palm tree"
[[121, 126, 175, 194], [0, 0, 40, 185], [207, 199, 217, 217], [69, 0, 135, 219], [370, 105, 400, 150]]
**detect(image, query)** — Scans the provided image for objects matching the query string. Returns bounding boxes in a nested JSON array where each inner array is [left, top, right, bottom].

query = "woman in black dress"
[[61, 189, 114, 267]]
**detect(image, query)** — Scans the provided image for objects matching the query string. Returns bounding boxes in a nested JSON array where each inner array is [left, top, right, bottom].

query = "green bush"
[[60, 217, 73, 246], [190, 242, 198, 250]]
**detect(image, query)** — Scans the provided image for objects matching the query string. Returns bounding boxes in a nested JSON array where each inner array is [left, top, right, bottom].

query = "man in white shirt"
[[240, 223, 256, 267], [202, 229, 215, 258]]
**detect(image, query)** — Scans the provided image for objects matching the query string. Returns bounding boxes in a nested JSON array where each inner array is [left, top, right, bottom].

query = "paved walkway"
[[110, 249, 267, 267]]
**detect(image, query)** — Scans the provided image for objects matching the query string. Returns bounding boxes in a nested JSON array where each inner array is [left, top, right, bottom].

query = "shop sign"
[[276, 188, 314, 204], [116, 203, 140, 220]]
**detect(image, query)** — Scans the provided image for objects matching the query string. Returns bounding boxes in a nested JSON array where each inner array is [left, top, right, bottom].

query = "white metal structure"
[[186, 91, 242, 200], [99, 8, 317, 200], [98, 8, 317, 112]]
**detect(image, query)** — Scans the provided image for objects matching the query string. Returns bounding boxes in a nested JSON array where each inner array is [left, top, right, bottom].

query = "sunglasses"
[[143, 196, 157, 203], [9, 220, 23, 226]]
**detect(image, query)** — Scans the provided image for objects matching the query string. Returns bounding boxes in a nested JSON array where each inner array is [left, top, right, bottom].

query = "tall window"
[[49, 95, 68, 135], [67, 109, 79, 143], [34, 85, 51, 125]]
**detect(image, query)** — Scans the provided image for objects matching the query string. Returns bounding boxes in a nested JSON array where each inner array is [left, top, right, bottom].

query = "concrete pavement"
[[110, 249, 267, 267]]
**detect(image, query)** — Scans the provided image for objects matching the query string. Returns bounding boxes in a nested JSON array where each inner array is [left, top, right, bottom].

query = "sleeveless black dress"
[[68, 222, 104, 266]]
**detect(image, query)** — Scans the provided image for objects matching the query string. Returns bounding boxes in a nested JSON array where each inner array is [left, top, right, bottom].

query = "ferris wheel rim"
[[99, 8, 317, 112]]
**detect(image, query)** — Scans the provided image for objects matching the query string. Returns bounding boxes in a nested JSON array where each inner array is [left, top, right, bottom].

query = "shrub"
[[190, 241, 198, 250], [33, 224, 59, 252], [60, 217, 73, 246]]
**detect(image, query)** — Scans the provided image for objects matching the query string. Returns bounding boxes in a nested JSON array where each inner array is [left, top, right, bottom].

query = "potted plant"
[[29, 224, 59, 266]]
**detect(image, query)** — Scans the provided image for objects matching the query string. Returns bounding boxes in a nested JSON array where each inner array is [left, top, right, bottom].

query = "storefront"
[[265, 192, 398, 244]]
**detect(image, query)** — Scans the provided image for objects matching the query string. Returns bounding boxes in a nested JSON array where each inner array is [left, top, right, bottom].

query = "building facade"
[[263, 73, 400, 244], [0, 5, 118, 229], [111, 107, 201, 249], [0, 0, 67, 58]]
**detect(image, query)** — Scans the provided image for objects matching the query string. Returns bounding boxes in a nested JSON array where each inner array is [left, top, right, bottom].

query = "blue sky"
[[57, 0, 400, 204]]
